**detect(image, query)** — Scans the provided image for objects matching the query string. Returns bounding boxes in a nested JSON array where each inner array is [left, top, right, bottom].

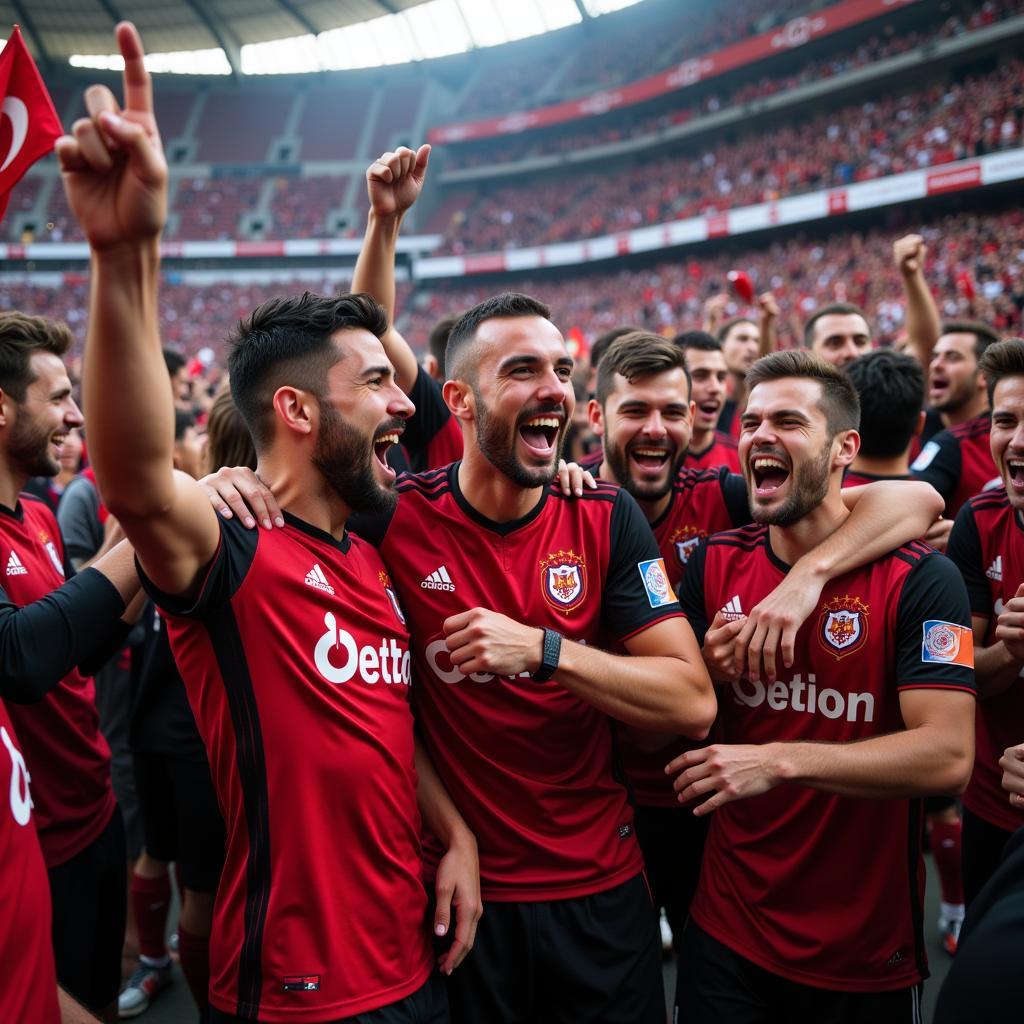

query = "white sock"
[[139, 953, 171, 970]]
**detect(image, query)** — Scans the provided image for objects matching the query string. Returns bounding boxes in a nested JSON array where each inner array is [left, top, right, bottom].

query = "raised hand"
[[893, 233, 926, 277], [55, 22, 167, 251], [366, 144, 431, 219]]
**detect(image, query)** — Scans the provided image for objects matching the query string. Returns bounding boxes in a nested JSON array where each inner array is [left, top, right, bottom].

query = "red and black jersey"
[[0, 496, 115, 867], [684, 431, 741, 473], [399, 366, 463, 473], [947, 490, 1024, 834], [356, 463, 682, 901], [0, 705, 59, 1024], [616, 466, 748, 807], [910, 413, 998, 518], [843, 468, 911, 488], [140, 513, 432, 1023], [679, 526, 975, 991]]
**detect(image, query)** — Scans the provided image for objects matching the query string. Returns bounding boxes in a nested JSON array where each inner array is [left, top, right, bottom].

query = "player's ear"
[[0, 388, 11, 428], [834, 428, 859, 468], [587, 397, 604, 437], [443, 379, 474, 422], [272, 385, 315, 438]]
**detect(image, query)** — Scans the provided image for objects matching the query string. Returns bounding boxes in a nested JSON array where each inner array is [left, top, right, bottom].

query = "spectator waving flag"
[[0, 26, 61, 221]]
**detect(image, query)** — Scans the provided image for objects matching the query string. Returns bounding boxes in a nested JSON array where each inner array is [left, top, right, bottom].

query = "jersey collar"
[[282, 510, 351, 553], [447, 461, 549, 537]]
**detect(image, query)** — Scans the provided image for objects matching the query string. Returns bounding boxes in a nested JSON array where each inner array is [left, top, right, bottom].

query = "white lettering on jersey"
[[1, 726, 32, 827], [313, 611, 410, 686], [424, 636, 585, 685], [731, 673, 875, 723]]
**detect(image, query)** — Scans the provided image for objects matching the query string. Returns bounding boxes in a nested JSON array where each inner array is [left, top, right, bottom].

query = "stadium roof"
[[4, 0, 643, 75]]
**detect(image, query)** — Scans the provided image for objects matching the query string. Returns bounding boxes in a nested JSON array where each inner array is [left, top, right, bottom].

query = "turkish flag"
[[0, 26, 62, 221]]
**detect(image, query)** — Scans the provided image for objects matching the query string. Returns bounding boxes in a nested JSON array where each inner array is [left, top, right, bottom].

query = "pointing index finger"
[[116, 22, 153, 116]]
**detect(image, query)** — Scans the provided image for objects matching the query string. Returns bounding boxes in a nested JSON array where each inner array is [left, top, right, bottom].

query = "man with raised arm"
[[58, 23, 477, 1024], [670, 350, 976, 1023], [353, 144, 464, 473]]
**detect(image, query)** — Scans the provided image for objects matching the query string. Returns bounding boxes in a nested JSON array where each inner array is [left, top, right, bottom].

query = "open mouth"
[[518, 415, 562, 457], [750, 452, 790, 497], [1007, 457, 1024, 493], [628, 444, 673, 478], [372, 429, 402, 471], [930, 378, 949, 401], [51, 434, 67, 456]]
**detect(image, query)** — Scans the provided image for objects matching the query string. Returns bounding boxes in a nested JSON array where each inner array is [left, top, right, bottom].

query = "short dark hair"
[[205, 386, 256, 472], [590, 326, 643, 370], [0, 312, 73, 403], [845, 350, 923, 458], [674, 330, 721, 354], [173, 409, 196, 442], [717, 317, 757, 344], [428, 314, 459, 370], [227, 291, 388, 450], [746, 349, 860, 436], [445, 292, 552, 381], [940, 319, 1000, 359], [596, 331, 690, 405], [803, 303, 870, 348], [980, 338, 1024, 405], [163, 348, 186, 378]]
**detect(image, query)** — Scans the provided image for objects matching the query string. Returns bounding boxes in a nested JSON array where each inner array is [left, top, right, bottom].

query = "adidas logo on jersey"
[[987, 556, 1003, 582], [5, 551, 27, 577], [720, 594, 744, 621], [421, 565, 455, 592], [304, 563, 335, 595]]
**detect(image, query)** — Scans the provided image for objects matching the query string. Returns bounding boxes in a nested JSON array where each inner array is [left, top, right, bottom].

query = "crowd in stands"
[[446, 0, 1024, 173], [4, 208, 1019, 365], [435, 58, 1024, 254], [407, 208, 1024, 348], [456, 0, 817, 119], [453, 0, 1016, 120]]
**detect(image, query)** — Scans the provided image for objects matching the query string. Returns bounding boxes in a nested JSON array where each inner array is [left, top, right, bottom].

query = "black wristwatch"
[[533, 628, 563, 682]]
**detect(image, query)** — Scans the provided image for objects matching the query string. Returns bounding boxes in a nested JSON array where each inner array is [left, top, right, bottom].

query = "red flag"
[[0, 26, 62, 221], [727, 269, 755, 305]]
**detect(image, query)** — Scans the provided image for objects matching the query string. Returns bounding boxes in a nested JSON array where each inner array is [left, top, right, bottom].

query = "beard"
[[749, 441, 832, 527], [603, 440, 683, 504], [7, 409, 58, 479], [474, 391, 566, 489], [312, 401, 397, 517]]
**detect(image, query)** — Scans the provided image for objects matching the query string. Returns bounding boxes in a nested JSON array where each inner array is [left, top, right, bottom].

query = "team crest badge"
[[38, 531, 64, 578], [378, 571, 406, 627], [669, 525, 706, 567], [818, 595, 868, 660], [540, 550, 587, 613]]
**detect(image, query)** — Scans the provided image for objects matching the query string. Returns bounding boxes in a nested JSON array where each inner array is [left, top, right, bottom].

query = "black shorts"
[[48, 807, 127, 1012], [133, 750, 226, 893], [962, 807, 1014, 907], [634, 803, 708, 952], [441, 872, 663, 1024], [209, 973, 448, 1024], [674, 922, 924, 1024]]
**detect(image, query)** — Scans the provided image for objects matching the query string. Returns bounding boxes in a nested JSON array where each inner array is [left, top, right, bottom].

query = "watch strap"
[[533, 628, 563, 682]]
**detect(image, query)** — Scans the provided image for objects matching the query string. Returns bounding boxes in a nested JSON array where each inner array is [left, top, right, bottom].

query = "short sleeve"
[[603, 488, 683, 643], [911, 431, 962, 507], [720, 471, 752, 528], [137, 513, 258, 618], [676, 541, 710, 645], [895, 552, 976, 694], [946, 502, 991, 616]]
